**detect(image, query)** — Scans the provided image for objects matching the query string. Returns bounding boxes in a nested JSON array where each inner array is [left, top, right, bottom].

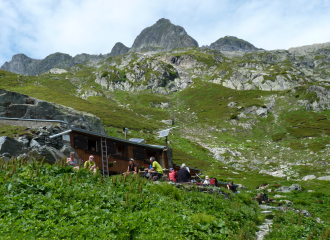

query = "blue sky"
[[0, 0, 329, 65]]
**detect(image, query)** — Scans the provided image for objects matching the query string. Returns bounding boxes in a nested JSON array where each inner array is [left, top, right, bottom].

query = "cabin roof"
[[70, 127, 167, 151], [0, 117, 167, 151]]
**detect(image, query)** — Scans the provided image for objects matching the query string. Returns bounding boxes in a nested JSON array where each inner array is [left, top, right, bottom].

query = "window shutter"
[[74, 135, 88, 149], [133, 148, 146, 160], [107, 141, 116, 154]]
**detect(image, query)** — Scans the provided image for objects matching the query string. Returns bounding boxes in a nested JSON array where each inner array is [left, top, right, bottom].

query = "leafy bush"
[[101, 71, 109, 78], [271, 133, 286, 142]]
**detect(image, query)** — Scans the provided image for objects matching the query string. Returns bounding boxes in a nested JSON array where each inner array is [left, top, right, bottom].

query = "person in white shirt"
[[203, 176, 210, 185]]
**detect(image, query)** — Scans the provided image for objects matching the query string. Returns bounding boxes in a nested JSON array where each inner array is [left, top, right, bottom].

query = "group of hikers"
[[66, 152, 97, 173], [124, 156, 238, 192], [67, 153, 237, 192]]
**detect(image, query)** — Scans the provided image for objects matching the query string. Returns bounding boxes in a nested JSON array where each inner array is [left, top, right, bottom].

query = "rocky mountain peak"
[[109, 42, 130, 57], [130, 18, 198, 52], [205, 36, 259, 52]]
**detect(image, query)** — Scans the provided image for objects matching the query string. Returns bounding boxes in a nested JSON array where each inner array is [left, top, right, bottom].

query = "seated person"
[[168, 168, 178, 182], [177, 164, 191, 183], [124, 158, 137, 175], [203, 176, 210, 185], [149, 157, 163, 180], [84, 155, 97, 173], [181, 163, 190, 173], [227, 181, 237, 193], [67, 152, 79, 169], [142, 168, 151, 179]]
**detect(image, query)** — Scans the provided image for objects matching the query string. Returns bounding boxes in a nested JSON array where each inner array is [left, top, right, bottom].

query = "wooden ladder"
[[101, 138, 108, 176]]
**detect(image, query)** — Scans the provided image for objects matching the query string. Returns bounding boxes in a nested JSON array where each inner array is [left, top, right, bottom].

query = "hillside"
[[1, 19, 330, 237]]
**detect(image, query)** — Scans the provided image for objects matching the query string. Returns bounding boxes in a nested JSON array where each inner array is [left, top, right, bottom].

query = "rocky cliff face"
[[203, 36, 259, 52], [288, 42, 330, 56], [0, 54, 41, 76], [130, 18, 198, 52], [0, 89, 106, 134], [1, 52, 110, 76], [109, 42, 130, 57]]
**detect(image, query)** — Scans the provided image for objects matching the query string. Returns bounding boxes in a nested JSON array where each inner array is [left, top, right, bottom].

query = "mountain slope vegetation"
[[1, 38, 330, 238]]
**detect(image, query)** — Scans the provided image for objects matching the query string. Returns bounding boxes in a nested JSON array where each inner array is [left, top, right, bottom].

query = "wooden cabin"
[[68, 127, 173, 175]]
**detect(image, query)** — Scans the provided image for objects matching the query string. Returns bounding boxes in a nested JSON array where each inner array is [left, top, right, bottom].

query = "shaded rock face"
[[204, 36, 259, 52], [0, 124, 80, 164], [1, 52, 110, 76], [109, 42, 130, 57], [0, 89, 106, 134], [1, 54, 40, 76], [0, 136, 24, 156], [130, 18, 198, 52]]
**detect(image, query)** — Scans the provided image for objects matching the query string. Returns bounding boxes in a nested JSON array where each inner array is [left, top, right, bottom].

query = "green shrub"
[[230, 113, 238, 119], [101, 71, 109, 78], [191, 212, 216, 224], [272, 133, 286, 142]]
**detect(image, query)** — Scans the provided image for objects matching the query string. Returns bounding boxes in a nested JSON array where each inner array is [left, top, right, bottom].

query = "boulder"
[[60, 145, 78, 160], [317, 176, 330, 181], [48, 68, 68, 74], [302, 175, 316, 181], [289, 184, 302, 191], [0, 136, 24, 156], [227, 102, 237, 108], [30, 139, 41, 149], [273, 195, 286, 198], [277, 184, 302, 192], [17, 136, 30, 148], [256, 107, 268, 116], [37, 146, 65, 164]]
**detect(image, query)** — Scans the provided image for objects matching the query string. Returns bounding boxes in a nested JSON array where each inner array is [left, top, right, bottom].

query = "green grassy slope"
[[0, 159, 264, 239], [1, 46, 330, 231]]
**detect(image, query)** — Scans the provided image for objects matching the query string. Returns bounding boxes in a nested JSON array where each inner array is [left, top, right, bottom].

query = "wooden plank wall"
[[70, 131, 167, 175]]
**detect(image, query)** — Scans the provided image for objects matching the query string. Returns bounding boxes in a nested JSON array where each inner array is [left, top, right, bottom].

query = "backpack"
[[210, 178, 218, 185], [262, 193, 268, 201]]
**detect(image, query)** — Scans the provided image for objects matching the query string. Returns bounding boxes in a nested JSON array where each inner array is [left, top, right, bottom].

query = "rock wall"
[[0, 89, 106, 134], [0, 125, 77, 164]]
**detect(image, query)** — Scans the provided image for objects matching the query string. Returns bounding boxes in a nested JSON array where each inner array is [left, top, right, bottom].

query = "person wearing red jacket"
[[168, 168, 177, 182]]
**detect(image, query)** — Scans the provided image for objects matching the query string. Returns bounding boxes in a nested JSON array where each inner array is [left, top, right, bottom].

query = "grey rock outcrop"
[[277, 184, 302, 192], [36, 146, 65, 164], [109, 42, 130, 57], [0, 89, 106, 134], [130, 18, 198, 52], [204, 36, 259, 52], [305, 85, 330, 111], [1, 52, 110, 76], [317, 176, 330, 181], [302, 175, 316, 181], [0, 124, 80, 164], [288, 42, 330, 56], [0, 136, 24, 156]]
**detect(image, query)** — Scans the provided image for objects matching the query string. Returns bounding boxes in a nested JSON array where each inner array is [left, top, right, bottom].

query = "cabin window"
[[146, 151, 156, 160], [88, 139, 98, 152], [133, 147, 146, 160], [116, 145, 127, 158], [74, 135, 88, 149], [107, 141, 116, 155]]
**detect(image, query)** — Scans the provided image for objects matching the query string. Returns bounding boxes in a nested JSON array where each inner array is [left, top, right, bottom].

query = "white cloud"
[[0, 0, 329, 65]]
